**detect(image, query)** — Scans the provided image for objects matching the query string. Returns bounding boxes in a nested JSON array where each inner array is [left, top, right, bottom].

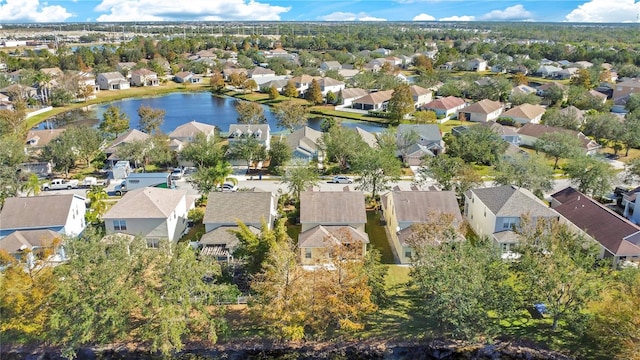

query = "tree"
[[280, 162, 320, 201], [387, 83, 414, 124], [510, 93, 541, 106], [570, 68, 592, 89], [624, 93, 640, 113], [626, 158, 640, 185], [621, 111, 640, 156], [542, 83, 566, 107], [444, 126, 508, 166], [0, 165, 21, 207], [274, 101, 308, 132], [180, 133, 224, 168], [0, 107, 27, 138], [325, 90, 337, 104], [189, 166, 226, 197], [305, 79, 323, 105], [413, 110, 437, 124], [137, 105, 165, 134], [283, 80, 298, 98], [210, 72, 226, 93], [22, 173, 41, 197], [514, 217, 602, 331], [0, 135, 27, 167], [541, 107, 582, 130], [582, 112, 621, 144], [494, 153, 554, 197], [564, 155, 614, 198], [589, 269, 640, 360], [85, 186, 108, 225], [229, 72, 247, 89], [116, 139, 150, 170], [534, 131, 583, 169], [417, 155, 482, 201], [352, 145, 402, 203], [41, 136, 78, 178], [99, 106, 130, 138], [268, 85, 279, 100], [410, 236, 517, 340], [321, 126, 366, 171], [65, 126, 102, 168], [235, 101, 266, 124], [267, 138, 292, 174], [228, 136, 267, 171], [233, 218, 281, 275]]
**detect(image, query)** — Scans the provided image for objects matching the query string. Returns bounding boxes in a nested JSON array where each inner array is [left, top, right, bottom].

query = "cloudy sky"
[[1, 0, 639, 23]]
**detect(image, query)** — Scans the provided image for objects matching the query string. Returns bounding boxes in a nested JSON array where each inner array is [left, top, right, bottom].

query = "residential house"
[[103, 187, 194, 245], [97, 72, 130, 90], [409, 85, 433, 108], [499, 103, 546, 125], [0, 229, 66, 266], [613, 79, 640, 100], [588, 89, 608, 104], [464, 185, 559, 254], [517, 123, 601, 155], [373, 48, 391, 56], [289, 74, 315, 96], [510, 84, 538, 99], [557, 67, 578, 80], [396, 124, 444, 165], [355, 127, 379, 148], [285, 126, 324, 163], [25, 129, 65, 153], [0, 194, 87, 238], [551, 187, 640, 265], [40, 67, 63, 78], [622, 186, 640, 225], [467, 58, 488, 72], [248, 66, 275, 79], [174, 71, 201, 84], [260, 79, 288, 93], [116, 62, 137, 77], [536, 65, 562, 78], [459, 99, 503, 122], [227, 124, 271, 167], [104, 129, 151, 166], [559, 105, 585, 124], [573, 61, 593, 69], [338, 88, 369, 107], [0, 84, 37, 100], [363, 59, 384, 72], [74, 71, 99, 99], [298, 191, 369, 265], [222, 68, 248, 81], [338, 68, 360, 79], [317, 77, 346, 96], [8, 69, 24, 83], [320, 61, 342, 72], [476, 122, 520, 145], [352, 90, 393, 111], [200, 191, 277, 261], [169, 120, 216, 143], [381, 190, 463, 264], [420, 96, 467, 122], [130, 69, 159, 87]]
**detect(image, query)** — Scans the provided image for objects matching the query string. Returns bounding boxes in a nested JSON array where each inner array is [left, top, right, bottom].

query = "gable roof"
[[537, 81, 567, 92], [517, 123, 600, 151], [103, 187, 187, 219], [551, 187, 640, 257], [298, 225, 369, 248], [248, 67, 275, 77], [340, 88, 368, 100], [0, 229, 61, 253], [203, 192, 274, 225], [131, 68, 157, 76], [355, 127, 378, 148], [477, 121, 518, 137], [286, 126, 323, 155], [464, 99, 503, 115], [352, 90, 393, 105], [99, 72, 126, 81], [397, 124, 442, 142], [382, 190, 462, 223], [501, 104, 546, 121], [169, 120, 216, 139], [26, 129, 65, 147], [468, 185, 558, 218], [422, 96, 466, 111], [199, 225, 259, 248], [105, 129, 150, 153], [409, 85, 431, 97], [300, 191, 367, 225], [317, 77, 345, 88], [0, 194, 83, 230]]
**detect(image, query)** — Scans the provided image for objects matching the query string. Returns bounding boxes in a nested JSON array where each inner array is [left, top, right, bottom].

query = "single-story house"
[[476, 122, 520, 145], [517, 123, 601, 155], [104, 129, 151, 166], [459, 99, 503, 122], [320, 61, 342, 72], [396, 124, 444, 165], [339, 88, 369, 107], [499, 104, 546, 125], [97, 72, 130, 90], [467, 58, 488, 72], [421, 96, 467, 122], [352, 90, 393, 111]]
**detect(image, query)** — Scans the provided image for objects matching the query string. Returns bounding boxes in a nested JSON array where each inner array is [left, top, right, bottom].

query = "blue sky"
[[1, 0, 640, 23]]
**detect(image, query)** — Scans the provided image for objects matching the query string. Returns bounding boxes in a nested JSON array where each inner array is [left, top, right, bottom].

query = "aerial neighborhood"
[[1, 21, 640, 359]]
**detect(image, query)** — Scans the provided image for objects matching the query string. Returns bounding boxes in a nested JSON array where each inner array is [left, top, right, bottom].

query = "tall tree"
[[228, 136, 267, 171], [65, 126, 103, 168], [116, 139, 150, 170], [444, 126, 508, 166], [210, 72, 226, 94], [267, 138, 292, 174], [621, 111, 640, 157], [268, 85, 280, 100], [280, 162, 320, 201], [180, 133, 224, 168], [137, 105, 166, 134], [305, 79, 323, 105], [417, 155, 482, 200], [321, 126, 366, 171], [283, 80, 298, 98], [387, 83, 414, 125], [352, 144, 402, 203], [99, 106, 130, 139], [85, 186, 108, 225], [494, 153, 554, 197], [235, 101, 266, 124], [582, 112, 621, 144], [534, 131, 583, 169], [564, 155, 614, 198], [541, 107, 582, 130], [41, 136, 78, 178], [274, 100, 308, 132]]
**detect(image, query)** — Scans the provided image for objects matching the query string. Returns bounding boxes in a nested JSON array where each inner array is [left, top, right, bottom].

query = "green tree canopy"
[[235, 101, 266, 124], [273, 100, 308, 132], [494, 153, 554, 197], [137, 105, 165, 134], [305, 79, 323, 105], [444, 126, 508, 166], [534, 131, 583, 169], [387, 83, 414, 124], [564, 155, 614, 198]]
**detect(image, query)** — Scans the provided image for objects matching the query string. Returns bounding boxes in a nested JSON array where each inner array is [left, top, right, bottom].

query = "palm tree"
[[33, 71, 53, 105], [86, 186, 109, 225], [211, 161, 236, 188], [22, 173, 41, 196]]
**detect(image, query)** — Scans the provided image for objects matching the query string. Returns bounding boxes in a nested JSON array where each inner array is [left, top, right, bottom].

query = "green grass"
[[179, 223, 205, 243], [366, 211, 395, 264]]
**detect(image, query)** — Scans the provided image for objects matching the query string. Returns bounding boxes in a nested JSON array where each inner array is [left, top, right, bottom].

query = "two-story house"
[[464, 185, 559, 254], [285, 126, 324, 163], [317, 77, 346, 96], [130, 69, 159, 87], [298, 191, 369, 266], [97, 72, 130, 90], [169, 120, 216, 143], [409, 85, 433, 108]]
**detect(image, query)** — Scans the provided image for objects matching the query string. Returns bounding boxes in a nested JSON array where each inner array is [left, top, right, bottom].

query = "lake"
[[41, 92, 387, 134]]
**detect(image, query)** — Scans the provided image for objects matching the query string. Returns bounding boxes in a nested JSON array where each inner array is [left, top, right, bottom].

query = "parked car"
[[220, 183, 238, 192], [331, 176, 353, 184], [170, 168, 184, 180]]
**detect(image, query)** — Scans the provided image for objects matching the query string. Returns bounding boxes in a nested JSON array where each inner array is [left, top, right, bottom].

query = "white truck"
[[81, 177, 108, 188], [41, 179, 80, 191], [114, 172, 173, 196]]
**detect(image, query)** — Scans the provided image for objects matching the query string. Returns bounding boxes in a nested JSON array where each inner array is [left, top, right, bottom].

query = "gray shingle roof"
[[299, 191, 366, 225], [382, 191, 462, 223], [298, 225, 369, 248], [0, 195, 81, 230], [0, 229, 60, 253], [397, 124, 442, 142], [469, 185, 557, 217], [103, 187, 187, 219], [203, 192, 274, 225]]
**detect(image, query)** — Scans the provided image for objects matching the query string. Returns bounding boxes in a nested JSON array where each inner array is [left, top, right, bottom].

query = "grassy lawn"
[[179, 223, 205, 243], [366, 211, 395, 264], [437, 119, 476, 134], [310, 106, 393, 124]]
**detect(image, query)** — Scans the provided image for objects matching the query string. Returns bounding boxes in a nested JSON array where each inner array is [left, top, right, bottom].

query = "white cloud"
[[94, 0, 290, 22], [565, 0, 640, 22], [439, 15, 475, 21], [413, 13, 436, 21], [319, 12, 387, 21], [480, 5, 532, 21], [0, 0, 73, 22]]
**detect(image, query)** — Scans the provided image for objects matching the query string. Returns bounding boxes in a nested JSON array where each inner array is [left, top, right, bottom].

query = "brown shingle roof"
[[423, 96, 466, 111], [501, 104, 546, 121], [169, 120, 215, 139], [464, 99, 503, 115], [382, 191, 462, 224], [298, 225, 369, 248], [517, 123, 600, 151], [551, 187, 640, 257], [352, 90, 393, 105], [0, 229, 60, 253], [300, 191, 367, 225]]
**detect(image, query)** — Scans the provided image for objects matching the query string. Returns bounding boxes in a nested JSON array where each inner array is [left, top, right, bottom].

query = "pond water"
[[39, 92, 387, 134]]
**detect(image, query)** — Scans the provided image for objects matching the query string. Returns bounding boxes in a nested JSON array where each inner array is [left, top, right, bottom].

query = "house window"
[[404, 250, 412, 259], [501, 243, 509, 252], [502, 217, 519, 230], [305, 248, 312, 259], [146, 238, 160, 249], [113, 220, 127, 231]]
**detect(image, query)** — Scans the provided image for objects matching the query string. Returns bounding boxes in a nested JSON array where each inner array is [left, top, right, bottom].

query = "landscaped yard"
[[366, 210, 395, 264]]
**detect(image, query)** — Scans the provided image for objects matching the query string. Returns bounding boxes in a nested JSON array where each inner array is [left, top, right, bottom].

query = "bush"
[[188, 208, 205, 224]]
